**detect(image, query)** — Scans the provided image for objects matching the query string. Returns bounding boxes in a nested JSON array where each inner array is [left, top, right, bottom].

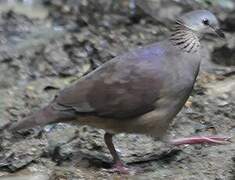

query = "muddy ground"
[[0, 0, 234, 179]]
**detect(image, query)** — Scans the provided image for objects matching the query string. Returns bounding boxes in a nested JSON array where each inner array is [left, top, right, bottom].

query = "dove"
[[10, 10, 229, 173]]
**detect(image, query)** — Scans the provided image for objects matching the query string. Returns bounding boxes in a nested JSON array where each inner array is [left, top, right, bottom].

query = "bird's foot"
[[105, 161, 141, 174], [170, 135, 232, 146], [106, 161, 130, 174]]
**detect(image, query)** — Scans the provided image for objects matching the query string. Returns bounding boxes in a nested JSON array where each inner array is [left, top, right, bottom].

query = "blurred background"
[[0, 0, 234, 179]]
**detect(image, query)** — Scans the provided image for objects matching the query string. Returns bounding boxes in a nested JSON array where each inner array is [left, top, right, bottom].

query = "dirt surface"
[[0, 0, 234, 179]]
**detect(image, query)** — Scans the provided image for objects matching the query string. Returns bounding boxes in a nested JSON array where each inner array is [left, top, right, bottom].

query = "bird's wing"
[[55, 44, 165, 119]]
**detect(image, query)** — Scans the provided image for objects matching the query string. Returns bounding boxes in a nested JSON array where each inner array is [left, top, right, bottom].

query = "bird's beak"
[[214, 28, 225, 39], [208, 24, 226, 39]]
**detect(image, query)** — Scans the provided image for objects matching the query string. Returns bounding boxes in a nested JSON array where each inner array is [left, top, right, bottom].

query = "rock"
[[0, 90, 12, 130], [0, 139, 47, 172], [46, 124, 77, 150], [205, 76, 235, 98], [212, 45, 235, 66], [45, 124, 77, 163], [224, 12, 235, 32], [0, 174, 49, 180]]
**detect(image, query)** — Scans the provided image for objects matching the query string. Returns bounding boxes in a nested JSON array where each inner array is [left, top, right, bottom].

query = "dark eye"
[[202, 18, 209, 25]]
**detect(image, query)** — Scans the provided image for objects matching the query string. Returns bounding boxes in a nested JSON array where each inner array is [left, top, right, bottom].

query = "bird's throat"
[[170, 20, 200, 53]]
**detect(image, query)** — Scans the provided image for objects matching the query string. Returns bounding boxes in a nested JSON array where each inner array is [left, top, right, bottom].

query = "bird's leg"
[[170, 135, 231, 146], [104, 132, 129, 174]]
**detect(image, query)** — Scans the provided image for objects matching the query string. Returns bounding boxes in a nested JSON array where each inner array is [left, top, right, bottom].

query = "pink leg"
[[110, 161, 130, 174], [170, 135, 231, 146], [104, 132, 129, 174]]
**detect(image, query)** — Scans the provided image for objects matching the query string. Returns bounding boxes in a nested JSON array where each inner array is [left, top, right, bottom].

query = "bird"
[[10, 10, 229, 173]]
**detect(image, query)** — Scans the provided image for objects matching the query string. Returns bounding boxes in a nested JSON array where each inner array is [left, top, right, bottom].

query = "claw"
[[105, 161, 130, 174]]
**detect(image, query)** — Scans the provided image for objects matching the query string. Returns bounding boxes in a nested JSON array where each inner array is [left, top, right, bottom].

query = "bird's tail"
[[9, 103, 76, 132]]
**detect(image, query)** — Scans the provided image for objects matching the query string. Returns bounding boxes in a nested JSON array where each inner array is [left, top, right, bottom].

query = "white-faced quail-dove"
[[10, 10, 230, 173]]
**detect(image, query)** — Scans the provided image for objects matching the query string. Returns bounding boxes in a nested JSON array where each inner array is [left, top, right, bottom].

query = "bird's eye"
[[202, 18, 209, 25]]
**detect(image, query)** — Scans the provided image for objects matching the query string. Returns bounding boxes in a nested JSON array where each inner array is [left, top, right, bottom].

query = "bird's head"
[[178, 10, 225, 38]]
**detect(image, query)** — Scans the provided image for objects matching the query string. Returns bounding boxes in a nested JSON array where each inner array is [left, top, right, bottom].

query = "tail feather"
[[9, 103, 76, 132]]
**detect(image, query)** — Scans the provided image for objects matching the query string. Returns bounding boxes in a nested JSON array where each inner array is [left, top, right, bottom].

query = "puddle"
[[0, 0, 48, 19]]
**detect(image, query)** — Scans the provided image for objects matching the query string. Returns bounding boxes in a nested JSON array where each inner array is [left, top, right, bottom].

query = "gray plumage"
[[11, 10, 224, 135], [11, 38, 201, 135], [10, 10, 225, 170]]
